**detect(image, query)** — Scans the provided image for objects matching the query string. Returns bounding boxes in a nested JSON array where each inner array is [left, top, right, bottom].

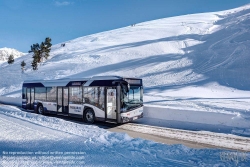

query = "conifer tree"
[[29, 43, 42, 63], [43, 37, 52, 60], [7, 54, 14, 64], [31, 54, 39, 70], [29, 37, 52, 70], [21, 60, 26, 72]]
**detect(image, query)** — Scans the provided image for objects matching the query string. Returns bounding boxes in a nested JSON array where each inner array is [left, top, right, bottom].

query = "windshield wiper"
[[126, 100, 142, 104]]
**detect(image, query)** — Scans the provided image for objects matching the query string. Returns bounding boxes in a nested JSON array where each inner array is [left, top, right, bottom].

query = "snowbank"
[[143, 105, 250, 128], [0, 96, 21, 107], [1, 105, 249, 166]]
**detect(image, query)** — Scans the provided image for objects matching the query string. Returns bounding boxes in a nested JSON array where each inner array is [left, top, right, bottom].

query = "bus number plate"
[[133, 117, 138, 120]]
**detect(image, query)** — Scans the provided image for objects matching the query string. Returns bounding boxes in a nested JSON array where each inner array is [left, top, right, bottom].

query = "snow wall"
[[0, 96, 249, 130]]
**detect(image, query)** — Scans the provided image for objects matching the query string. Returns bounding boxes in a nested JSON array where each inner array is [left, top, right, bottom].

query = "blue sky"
[[0, 0, 250, 52]]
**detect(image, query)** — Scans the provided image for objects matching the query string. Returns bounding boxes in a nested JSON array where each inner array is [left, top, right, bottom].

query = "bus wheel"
[[84, 109, 95, 124], [37, 104, 44, 115]]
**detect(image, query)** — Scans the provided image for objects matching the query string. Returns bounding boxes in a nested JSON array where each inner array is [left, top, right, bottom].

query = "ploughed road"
[[1, 103, 249, 151], [44, 114, 250, 151]]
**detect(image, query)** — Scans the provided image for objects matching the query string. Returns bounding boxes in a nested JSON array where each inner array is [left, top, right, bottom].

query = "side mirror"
[[120, 82, 130, 93], [127, 84, 130, 92]]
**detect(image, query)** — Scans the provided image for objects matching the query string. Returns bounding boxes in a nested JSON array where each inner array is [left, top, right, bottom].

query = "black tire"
[[37, 104, 44, 115], [83, 108, 95, 124]]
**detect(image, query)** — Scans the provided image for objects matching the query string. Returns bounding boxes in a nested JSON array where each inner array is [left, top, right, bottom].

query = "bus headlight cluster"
[[122, 117, 129, 123]]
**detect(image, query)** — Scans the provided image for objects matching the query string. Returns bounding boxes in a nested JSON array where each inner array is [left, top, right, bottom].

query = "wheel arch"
[[83, 106, 95, 123], [36, 102, 44, 114], [83, 106, 94, 115]]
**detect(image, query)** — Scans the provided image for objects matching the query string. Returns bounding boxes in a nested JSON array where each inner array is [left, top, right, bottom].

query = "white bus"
[[22, 76, 143, 123]]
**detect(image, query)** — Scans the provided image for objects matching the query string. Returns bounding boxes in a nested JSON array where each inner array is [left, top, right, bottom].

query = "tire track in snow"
[[119, 123, 250, 151], [195, 31, 241, 74]]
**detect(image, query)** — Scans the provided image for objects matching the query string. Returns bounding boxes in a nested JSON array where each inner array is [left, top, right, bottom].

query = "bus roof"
[[23, 76, 142, 87]]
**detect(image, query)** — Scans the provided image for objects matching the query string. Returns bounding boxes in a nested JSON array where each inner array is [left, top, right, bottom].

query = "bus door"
[[106, 88, 116, 120], [57, 87, 69, 114], [26, 88, 34, 110]]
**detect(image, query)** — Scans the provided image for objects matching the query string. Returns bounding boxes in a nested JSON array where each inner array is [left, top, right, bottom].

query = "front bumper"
[[121, 112, 143, 123], [121, 106, 143, 123]]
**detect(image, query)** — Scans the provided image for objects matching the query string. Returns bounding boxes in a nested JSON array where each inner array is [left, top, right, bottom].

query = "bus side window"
[[35, 87, 46, 101], [98, 87, 105, 110], [83, 87, 90, 104], [69, 87, 82, 104], [47, 87, 57, 102]]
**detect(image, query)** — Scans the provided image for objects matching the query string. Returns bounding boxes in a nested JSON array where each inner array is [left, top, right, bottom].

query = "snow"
[[120, 123, 250, 152], [1, 4, 250, 135], [0, 47, 25, 62], [0, 106, 249, 166], [0, 4, 250, 166]]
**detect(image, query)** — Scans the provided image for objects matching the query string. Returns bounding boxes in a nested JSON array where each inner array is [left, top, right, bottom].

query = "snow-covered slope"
[[0, 47, 25, 62], [1, 5, 250, 91], [0, 5, 250, 132]]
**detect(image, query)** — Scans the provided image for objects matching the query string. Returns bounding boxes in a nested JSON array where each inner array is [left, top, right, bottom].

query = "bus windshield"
[[121, 85, 143, 112]]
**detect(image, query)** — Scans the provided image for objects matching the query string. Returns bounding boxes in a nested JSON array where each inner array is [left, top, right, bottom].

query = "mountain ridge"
[[0, 47, 25, 62]]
